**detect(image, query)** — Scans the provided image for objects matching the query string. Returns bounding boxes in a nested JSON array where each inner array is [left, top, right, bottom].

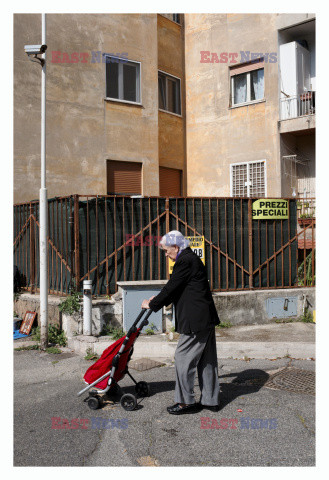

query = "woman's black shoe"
[[167, 403, 202, 415], [200, 404, 220, 412]]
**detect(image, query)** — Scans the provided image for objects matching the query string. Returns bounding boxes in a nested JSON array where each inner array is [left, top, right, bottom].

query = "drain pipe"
[[83, 280, 92, 335]]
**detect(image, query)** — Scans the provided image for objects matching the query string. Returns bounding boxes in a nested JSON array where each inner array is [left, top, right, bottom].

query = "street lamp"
[[24, 14, 48, 349]]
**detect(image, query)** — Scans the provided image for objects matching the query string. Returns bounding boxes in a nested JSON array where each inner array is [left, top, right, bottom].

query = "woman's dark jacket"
[[149, 247, 220, 334]]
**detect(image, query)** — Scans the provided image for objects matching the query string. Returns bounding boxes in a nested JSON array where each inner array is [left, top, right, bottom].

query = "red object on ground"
[[83, 329, 140, 390]]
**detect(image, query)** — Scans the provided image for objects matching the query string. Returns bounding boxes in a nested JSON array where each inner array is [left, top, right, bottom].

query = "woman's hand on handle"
[[141, 296, 155, 309]]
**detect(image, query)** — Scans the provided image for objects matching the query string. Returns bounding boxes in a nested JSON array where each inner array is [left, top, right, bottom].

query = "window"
[[231, 160, 266, 197], [230, 60, 265, 106], [158, 71, 181, 115], [159, 167, 182, 197], [172, 14, 181, 24], [105, 57, 141, 104], [107, 160, 142, 195]]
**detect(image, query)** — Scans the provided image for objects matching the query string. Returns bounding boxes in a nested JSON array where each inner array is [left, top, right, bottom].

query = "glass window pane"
[[106, 61, 119, 99], [158, 74, 166, 109], [123, 63, 137, 102], [167, 78, 180, 114], [233, 73, 247, 104], [250, 69, 264, 101]]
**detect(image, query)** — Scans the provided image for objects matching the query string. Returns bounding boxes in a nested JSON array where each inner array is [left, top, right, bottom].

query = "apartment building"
[[14, 13, 315, 203], [14, 13, 186, 203], [184, 13, 315, 199]]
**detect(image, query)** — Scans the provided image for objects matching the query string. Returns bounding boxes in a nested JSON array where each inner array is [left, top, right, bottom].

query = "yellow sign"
[[252, 199, 289, 220], [168, 236, 205, 274]]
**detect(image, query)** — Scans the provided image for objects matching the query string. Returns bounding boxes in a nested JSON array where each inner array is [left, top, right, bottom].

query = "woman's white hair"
[[159, 230, 190, 252]]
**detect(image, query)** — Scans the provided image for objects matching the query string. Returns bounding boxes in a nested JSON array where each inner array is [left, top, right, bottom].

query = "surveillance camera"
[[24, 44, 47, 55]]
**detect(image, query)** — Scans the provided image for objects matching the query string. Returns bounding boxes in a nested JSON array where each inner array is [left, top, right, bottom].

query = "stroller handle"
[[127, 308, 153, 335]]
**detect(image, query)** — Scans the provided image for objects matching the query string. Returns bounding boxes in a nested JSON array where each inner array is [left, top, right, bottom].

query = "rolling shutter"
[[159, 167, 182, 197], [107, 160, 142, 195], [230, 58, 265, 76]]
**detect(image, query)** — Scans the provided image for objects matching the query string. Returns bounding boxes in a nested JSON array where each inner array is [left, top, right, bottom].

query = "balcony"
[[296, 197, 316, 250], [280, 91, 315, 120]]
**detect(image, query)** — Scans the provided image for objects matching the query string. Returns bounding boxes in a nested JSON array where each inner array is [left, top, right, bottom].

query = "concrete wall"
[[184, 13, 281, 197], [15, 287, 315, 339], [212, 287, 315, 325], [14, 13, 159, 203]]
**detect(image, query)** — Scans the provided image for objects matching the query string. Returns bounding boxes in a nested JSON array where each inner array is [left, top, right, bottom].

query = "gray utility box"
[[266, 296, 298, 319], [117, 281, 168, 333]]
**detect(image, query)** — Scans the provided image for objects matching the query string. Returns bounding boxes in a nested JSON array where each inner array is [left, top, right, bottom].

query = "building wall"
[[184, 13, 281, 197], [14, 13, 159, 203], [157, 14, 186, 195]]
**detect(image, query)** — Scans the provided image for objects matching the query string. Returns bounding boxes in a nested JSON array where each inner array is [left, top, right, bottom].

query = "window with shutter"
[[159, 167, 182, 197], [107, 160, 142, 195]]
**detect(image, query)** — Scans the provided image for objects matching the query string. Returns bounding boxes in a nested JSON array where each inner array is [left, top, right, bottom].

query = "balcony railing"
[[296, 197, 316, 222], [280, 91, 315, 120]]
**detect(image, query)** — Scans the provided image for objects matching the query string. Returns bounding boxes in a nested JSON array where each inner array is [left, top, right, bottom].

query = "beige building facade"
[[14, 13, 315, 203], [184, 13, 315, 199], [14, 13, 186, 203]]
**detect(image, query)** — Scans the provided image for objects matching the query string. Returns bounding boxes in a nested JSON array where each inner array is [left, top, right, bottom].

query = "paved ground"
[[14, 350, 315, 467]]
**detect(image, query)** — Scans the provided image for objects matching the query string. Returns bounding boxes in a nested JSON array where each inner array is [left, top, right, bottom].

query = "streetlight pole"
[[39, 13, 48, 349]]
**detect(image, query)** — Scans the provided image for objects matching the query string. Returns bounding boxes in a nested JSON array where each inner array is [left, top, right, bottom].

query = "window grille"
[[231, 161, 266, 197]]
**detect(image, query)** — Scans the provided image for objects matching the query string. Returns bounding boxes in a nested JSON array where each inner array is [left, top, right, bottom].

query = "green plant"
[[298, 249, 315, 286], [14, 345, 39, 351], [145, 323, 156, 335], [32, 324, 67, 347], [58, 291, 81, 315], [299, 213, 314, 219], [100, 324, 124, 340], [274, 318, 294, 323], [216, 321, 232, 328], [85, 347, 99, 361], [296, 202, 302, 210], [299, 309, 314, 323], [46, 347, 62, 354]]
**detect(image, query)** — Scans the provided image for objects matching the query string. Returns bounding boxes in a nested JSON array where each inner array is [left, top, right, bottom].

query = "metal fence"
[[13, 195, 315, 296]]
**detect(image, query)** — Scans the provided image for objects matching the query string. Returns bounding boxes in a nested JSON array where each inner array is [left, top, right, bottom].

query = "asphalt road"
[[14, 350, 315, 467]]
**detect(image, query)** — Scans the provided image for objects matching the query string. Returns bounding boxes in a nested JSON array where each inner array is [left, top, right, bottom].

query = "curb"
[[67, 337, 315, 360]]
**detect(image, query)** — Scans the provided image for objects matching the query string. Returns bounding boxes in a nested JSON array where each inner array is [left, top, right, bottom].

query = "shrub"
[[85, 347, 99, 361], [32, 324, 67, 347], [145, 323, 156, 335], [100, 324, 124, 340], [58, 291, 81, 315]]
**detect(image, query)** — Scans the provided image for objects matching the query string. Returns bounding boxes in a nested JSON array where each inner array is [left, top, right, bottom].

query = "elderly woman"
[[141, 230, 220, 415]]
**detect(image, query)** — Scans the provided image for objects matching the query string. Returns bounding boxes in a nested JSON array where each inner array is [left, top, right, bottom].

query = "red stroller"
[[78, 308, 153, 411]]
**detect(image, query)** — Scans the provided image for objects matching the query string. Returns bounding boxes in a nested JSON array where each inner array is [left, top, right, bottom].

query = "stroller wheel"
[[135, 381, 150, 397], [87, 395, 101, 410], [120, 393, 137, 411]]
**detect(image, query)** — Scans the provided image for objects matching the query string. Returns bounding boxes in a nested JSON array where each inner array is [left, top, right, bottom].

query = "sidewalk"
[[66, 322, 315, 360]]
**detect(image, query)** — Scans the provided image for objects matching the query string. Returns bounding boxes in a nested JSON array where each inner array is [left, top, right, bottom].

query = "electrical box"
[[119, 282, 166, 333], [266, 297, 298, 319]]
